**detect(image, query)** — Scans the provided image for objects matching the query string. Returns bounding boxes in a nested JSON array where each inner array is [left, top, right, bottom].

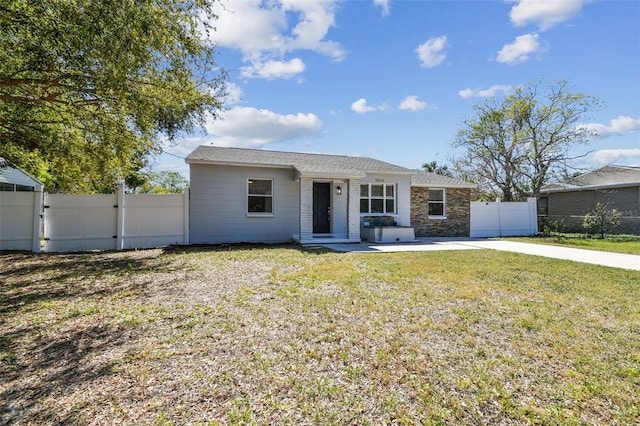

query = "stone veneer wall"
[[411, 187, 471, 237]]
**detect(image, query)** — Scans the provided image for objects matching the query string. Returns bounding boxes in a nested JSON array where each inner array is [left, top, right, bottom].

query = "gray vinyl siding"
[[190, 164, 299, 244], [0, 163, 43, 190]]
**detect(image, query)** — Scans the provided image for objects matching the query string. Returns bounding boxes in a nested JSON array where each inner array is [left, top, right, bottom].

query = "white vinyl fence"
[[470, 198, 538, 238], [0, 191, 43, 252], [121, 192, 189, 250], [44, 193, 119, 252], [0, 186, 189, 252]]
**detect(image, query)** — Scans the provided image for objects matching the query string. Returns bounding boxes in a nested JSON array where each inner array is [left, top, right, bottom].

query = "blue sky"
[[154, 0, 640, 178]]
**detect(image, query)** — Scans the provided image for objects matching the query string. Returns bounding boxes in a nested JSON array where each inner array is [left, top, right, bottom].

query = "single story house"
[[539, 165, 640, 234], [0, 158, 43, 192], [186, 146, 475, 244]]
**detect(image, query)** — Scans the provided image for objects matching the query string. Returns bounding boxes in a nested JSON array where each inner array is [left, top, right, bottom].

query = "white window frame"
[[359, 183, 397, 215], [246, 178, 274, 216], [428, 188, 446, 219]]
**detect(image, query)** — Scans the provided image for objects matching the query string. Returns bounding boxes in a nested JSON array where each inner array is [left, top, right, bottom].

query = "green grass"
[[507, 233, 640, 255], [1, 246, 639, 425]]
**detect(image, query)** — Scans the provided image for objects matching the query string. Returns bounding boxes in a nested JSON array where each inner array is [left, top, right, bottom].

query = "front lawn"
[[507, 233, 640, 255], [1, 246, 639, 425]]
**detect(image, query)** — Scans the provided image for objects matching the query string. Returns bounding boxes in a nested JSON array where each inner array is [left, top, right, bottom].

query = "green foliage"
[[582, 202, 622, 239], [133, 171, 189, 194], [0, 0, 225, 193], [454, 79, 600, 201], [422, 160, 453, 177], [538, 217, 567, 236]]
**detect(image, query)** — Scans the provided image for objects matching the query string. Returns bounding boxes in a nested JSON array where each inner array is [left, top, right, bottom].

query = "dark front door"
[[313, 182, 331, 233]]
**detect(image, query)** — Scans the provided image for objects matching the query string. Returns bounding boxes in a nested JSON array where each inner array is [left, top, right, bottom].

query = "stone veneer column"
[[347, 179, 361, 240], [299, 177, 314, 241]]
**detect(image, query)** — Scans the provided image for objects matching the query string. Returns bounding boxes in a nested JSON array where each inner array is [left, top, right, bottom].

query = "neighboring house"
[[0, 158, 43, 192], [539, 165, 640, 234], [186, 146, 475, 244], [411, 171, 476, 237]]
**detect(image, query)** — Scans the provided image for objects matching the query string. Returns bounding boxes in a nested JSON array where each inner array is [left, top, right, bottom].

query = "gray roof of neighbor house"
[[541, 165, 640, 193], [0, 158, 43, 189], [411, 170, 476, 189], [186, 146, 415, 178]]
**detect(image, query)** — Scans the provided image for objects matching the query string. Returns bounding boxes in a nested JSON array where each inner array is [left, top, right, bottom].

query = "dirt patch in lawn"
[[1, 245, 639, 425]]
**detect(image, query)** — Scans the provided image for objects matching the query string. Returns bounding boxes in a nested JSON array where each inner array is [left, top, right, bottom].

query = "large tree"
[[453, 79, 600, 201], [0, 0, 225, 193]]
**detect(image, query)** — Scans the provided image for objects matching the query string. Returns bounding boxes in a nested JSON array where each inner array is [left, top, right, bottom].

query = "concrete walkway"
[[318, 237, 640, 271]]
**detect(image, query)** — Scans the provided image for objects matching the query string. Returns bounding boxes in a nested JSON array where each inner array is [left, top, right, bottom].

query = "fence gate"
[[44, 193, 118, 252], [39, 187, 189, 252]]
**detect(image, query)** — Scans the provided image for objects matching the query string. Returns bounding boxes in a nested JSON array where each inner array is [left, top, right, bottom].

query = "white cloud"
[[374, 0, 391, 16], [206, 107, 323, 147], [458, 85, 513, 99], [240, 58, 306, 80], [208, 0, 344, 80], [508, 0, 585, 31], [399, 95, 428, 111], [222, 81, 244, 105], [351, 98, 376, 114], [592, 149, 640, 166], [351, 98, 388, 114], [578, 116, 640, 138], [497, 33, 547, 65], [416, 36, 447, 68], [206, 1, 285, 52], [161, 137, 206, 159], [284, 0, 344, 59], [168, 107, 323, 152]]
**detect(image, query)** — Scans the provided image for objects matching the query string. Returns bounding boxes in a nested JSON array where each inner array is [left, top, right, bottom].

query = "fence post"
[[528, 197, 538, 235], [183, 187, 190, 245], [496, 197, 502, 237], [31, 188, 44, 253], [116, 185, 125, 250]]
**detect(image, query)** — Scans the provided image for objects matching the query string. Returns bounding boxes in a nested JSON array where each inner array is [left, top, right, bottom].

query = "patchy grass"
[[1, 245, 639, 425], [508, 233, 640, 255]]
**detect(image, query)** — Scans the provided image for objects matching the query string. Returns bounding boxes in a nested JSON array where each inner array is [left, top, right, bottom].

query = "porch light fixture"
[[336, 186, 342, 195]]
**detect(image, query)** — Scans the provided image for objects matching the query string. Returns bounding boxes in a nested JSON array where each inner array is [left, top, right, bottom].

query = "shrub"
[[582, 202, 622, 239], [538, 217, 566, 236]]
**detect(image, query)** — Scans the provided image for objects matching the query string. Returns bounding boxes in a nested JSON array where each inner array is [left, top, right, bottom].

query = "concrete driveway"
[[318, 237, 640, 271]]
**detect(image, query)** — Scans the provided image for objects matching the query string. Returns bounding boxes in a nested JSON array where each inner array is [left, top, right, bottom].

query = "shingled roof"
[[541, 165, 640, 192], [411, 170, 476, 188], [186, 146, 414, 178]]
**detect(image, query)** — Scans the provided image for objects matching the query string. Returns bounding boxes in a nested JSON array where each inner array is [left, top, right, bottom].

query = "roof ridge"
[[204, 145, 369, 161], [186, 145, 414, 176]]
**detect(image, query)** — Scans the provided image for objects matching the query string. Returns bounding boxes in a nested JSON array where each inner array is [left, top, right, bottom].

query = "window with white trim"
[[428, 188, 445, 217], [247, 179, 273, 214], [360, 183, 396, 214]]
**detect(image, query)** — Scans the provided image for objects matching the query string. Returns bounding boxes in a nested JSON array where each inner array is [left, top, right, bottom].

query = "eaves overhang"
[[540, 182, 640, 194]]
